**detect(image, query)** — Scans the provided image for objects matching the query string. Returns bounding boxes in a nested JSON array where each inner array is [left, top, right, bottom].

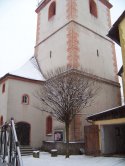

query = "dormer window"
[[48, 1, 56, 20], [89, 0, 98, 18], [22, 94, 29, 105]]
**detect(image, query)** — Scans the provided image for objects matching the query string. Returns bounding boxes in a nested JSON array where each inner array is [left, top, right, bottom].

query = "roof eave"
[[107, 10, 125, 45]]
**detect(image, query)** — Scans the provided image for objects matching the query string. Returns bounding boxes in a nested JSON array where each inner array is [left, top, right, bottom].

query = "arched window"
[[0, 116, 3, 125], [48, 1, 56, 20], [22, 94, 29, 105], [46, 116, 52, 134], [2, 83, 5, 93], [89, 0, 98, 18]]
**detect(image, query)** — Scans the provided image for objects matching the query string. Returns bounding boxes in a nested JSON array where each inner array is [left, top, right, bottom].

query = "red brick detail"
[[111, 43, 118, 82], [70, 114, 81, 141], [66, 0, 79, 68], [99, 0, 112, 9], [35, 12, 41, 56], [67, 23, 80, 68], [66, 0, 78, 20]]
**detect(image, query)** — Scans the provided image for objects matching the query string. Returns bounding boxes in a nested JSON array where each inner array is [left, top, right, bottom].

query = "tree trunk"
[[65, 122, 70, 158]]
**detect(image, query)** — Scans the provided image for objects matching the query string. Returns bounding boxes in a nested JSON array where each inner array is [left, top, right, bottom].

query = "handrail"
[[11, 118, 23, 166], [0, 118, 23, 166]]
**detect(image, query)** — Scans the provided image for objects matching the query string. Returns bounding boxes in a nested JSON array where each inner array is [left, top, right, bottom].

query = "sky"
[[0, 0, 125, 77]]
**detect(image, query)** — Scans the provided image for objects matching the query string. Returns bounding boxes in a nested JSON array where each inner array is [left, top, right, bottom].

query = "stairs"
[[20, 146, 33, 156]]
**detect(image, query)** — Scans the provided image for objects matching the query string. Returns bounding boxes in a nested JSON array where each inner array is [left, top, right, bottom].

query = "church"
[[0, 0, 121, 149]]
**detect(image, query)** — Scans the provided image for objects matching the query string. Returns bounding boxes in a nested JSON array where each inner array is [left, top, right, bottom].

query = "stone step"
[[20, 146, 33, 156]]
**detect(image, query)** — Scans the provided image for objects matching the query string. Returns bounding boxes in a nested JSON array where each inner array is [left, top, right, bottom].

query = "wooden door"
[[84, 125, 100, 156], [16, 122, 30, 145]]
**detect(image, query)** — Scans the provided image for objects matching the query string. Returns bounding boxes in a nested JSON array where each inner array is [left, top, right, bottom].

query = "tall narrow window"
[[89, 0, 98, 18], [48, 1, 56, 20], [22, 94, 29, 105], [50, 51, 52, 58], [0, 116, 3, 125], [2, 83, 5, 93], [97, 49, 99, 57], [46, 116, 52, 134]]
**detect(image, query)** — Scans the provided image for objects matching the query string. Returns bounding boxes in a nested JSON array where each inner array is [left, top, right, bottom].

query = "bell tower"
[[35, 0, 121, 141], [35, 0, 117, 82]]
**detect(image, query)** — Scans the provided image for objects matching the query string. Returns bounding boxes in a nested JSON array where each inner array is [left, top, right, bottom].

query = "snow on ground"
[[22, 152, 125, 166]]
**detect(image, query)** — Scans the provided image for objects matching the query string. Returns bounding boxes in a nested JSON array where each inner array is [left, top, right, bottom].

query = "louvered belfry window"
[[48, 1, 56, 20], [89, 0, 98, 18]]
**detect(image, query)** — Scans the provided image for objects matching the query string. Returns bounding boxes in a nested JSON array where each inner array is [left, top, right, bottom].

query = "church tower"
[[35, 0, 121, 141], [35, 0, 117, 82]]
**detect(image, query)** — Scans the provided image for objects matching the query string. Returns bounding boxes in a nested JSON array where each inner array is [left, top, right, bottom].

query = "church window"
[[22, 94, 29, 105], [0, 116, 3, 125], [46, 116, 52, 135], [48, 1, 56, 20], [89, 0, 98, 18], [2, 83, 5, 93]]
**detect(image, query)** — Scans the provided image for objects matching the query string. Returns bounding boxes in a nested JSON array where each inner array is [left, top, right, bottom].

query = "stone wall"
[[41, 141, 84, 155]]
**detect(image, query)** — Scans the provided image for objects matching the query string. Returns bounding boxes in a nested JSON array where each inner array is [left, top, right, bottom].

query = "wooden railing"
[[0, 118, 23, 166]]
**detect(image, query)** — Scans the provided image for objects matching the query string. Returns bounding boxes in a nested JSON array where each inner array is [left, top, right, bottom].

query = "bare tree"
[[35, 68, 99, 158]]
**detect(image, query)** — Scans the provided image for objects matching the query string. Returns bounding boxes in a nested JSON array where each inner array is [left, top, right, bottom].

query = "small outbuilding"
[[85, 105, 125, 156]]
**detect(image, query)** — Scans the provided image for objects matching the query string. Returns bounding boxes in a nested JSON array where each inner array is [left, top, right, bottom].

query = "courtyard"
[[22, 152, 125, 166]]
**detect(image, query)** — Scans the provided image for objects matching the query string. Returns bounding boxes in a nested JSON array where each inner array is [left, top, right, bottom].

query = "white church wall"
[[5, 78, 64, 147], [37, 27, 67, 74], [42, 112, 65, 142], [0, 79, 9, 123], [76, 0, 111, 37], [70, 79, 121, 141], [33, 0, 121, 142], [36, 0, 68, 45], [78, 25, 116, 81], [36, 0, 117, 82], [6, 79, 44, 148]]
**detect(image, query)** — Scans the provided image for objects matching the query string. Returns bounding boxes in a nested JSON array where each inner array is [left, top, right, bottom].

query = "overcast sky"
[[0, 0, 125, 77]]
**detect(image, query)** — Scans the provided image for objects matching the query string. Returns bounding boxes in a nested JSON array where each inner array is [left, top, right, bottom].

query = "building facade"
[[84, 11, 125, 156], [108, 10, 125, 101], [0, 1, 122, 149], [0, 58, 64, 148], [35, 0, 121, 141]]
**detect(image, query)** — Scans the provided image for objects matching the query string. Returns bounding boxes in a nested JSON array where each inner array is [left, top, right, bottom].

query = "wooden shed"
[[85, 105, 125, 156]]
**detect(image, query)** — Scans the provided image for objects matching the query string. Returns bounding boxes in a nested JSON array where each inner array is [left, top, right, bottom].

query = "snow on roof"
[[9, 57, 45, 81]]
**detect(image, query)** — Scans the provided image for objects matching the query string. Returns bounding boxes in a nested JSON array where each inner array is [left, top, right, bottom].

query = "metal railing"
[[0, 118, 23, 166]]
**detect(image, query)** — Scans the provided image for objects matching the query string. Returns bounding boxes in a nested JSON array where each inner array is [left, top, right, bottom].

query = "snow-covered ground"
[[22, 152, 125, 166]]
